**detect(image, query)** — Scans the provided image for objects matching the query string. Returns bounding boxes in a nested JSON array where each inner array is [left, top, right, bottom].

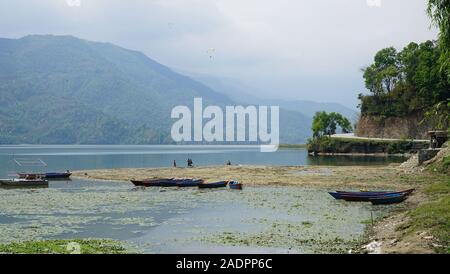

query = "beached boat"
[[329, 189, 414, 201], [228, 181, 243, 190], [131, 178, 178, 187], [131, 178, 202, 187], [18, 172, 72, 180], [177, 179, 204, 187], [0, 178, 49, 187], [336, 189, 414, 196], [198, 181, 229, 189], [369, 193, 408, 205]]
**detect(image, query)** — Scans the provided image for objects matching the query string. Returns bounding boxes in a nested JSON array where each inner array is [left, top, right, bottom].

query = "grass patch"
[[0, 239, 129, 254], [427, 149, 450, 175], [306, 136, 428, 154], [406, 178, 450, 253]]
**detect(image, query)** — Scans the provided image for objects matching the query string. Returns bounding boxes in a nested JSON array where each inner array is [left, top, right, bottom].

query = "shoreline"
[[309, 152, 410, 157], [72, 164, 414, 189]]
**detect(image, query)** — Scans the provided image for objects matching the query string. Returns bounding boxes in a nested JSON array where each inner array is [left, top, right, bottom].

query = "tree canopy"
[[312, 111, 352, 137], [358, 1, 449, 131]]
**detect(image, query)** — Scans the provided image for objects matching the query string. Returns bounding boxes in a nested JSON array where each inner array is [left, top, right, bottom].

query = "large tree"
[[312, 111, 352, 137], [427, 0, 450, 81]]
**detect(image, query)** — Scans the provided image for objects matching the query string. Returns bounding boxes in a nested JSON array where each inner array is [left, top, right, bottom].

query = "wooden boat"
[[131, 178, 178, 187], [0, 178, 49, 187], [336, 189, 414, 196], [131, 178, 202, 187], [43, 172, 72, 179], [369, 193, 408, 205], [228, 181, 243, 190], [177, 179, 204, 187], [198, 181, 229, 189], [329, 189, 414, 201], [18, 172, 72, 180]]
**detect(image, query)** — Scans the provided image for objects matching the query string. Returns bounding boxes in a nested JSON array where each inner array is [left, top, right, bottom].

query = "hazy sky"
[[0, 0, 438, 108]]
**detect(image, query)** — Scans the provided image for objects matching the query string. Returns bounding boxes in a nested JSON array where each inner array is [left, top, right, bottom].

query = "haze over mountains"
[[0, 35, 355, 145], [191, 75, 358, 121]]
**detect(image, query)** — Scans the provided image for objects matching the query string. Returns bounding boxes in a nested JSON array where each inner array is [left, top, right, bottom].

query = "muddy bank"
[[72, 165, 417, 190]]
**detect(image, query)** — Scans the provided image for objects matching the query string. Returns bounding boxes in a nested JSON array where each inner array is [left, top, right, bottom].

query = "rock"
[[362, 241, 382, 254], [389, 239, 398, 246]]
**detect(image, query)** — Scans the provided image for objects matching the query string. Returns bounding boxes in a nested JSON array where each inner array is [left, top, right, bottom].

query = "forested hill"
[[357, 1, 450, 133], [0, 35, 312, 144], [355, 40, 449, 138]]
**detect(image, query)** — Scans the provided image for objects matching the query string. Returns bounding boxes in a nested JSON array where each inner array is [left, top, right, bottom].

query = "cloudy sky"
[[0, 0, 438, 108]]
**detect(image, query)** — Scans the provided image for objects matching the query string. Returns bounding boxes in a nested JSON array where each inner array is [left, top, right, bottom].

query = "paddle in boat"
[[198, 181, 229, 189]]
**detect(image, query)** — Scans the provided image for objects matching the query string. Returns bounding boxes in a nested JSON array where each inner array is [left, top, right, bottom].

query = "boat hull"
[[131, 178, 203, 187], [0, 179, 49, 187], [370, 194, 407, 205], [228, 181, 243, 190], [44, 172, 72, 179], [177, 179, 204, 187], [329, 189, 414, 201], [18, 172, 72, 180], [198, 181, 229, 189]]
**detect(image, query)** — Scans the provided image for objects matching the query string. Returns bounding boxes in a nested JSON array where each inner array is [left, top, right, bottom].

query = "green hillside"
[[0, 35, 311, 144]]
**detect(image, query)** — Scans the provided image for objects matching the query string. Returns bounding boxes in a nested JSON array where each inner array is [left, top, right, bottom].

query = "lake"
[[0, 145, 405, 253], [0, 145, 406, 177]]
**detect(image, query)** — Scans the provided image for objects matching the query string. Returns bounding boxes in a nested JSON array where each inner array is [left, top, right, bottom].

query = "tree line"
[[358, 0, 449, 130]]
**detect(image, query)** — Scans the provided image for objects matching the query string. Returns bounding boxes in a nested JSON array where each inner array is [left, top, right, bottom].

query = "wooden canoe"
[[198, 181, 229, 189]]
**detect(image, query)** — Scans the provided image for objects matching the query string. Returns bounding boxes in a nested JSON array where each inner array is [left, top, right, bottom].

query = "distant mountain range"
[[191, 75, 358, 122], [0, 35, 355, 145]]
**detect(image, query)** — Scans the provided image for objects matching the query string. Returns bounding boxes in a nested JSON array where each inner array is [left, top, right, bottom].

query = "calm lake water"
[[0, 145, 404, 253], [0, 145, 405, 177]]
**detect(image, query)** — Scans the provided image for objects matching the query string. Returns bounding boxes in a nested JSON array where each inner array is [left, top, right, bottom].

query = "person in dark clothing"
[[173, 160, 177, 167]]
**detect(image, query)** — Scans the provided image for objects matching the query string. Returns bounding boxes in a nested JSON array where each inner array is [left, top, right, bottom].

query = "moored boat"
[[336, 189, 414, 196], [329, 189, 414, 201], [228, 181, 242, 190], [18, 172, 72, 180], [0, 178, 49, 187], [131, 178, 178, 187], [43, 172, 72, 179], [131, 178, 203, 187], [177, 179, 204, 187], [198, 181, 229, 189], [369, 193, 408, 205]]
